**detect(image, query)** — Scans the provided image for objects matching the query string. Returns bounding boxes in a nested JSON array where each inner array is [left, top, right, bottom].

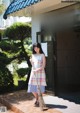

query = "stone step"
[[0, 103, 15, 113], [0, 98, 23, 113]]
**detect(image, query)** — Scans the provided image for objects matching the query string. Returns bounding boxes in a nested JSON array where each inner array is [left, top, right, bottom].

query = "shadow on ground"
[[58, 91, 80, 104], [0, 90, 34, 104], [46, 104, 67, 109]]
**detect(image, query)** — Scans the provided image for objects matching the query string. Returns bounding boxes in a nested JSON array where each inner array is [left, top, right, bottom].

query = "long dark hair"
[[32, 43, 44, 54]]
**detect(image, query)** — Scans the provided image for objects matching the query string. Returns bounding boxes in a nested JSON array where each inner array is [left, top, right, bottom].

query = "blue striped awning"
[[3, 0, 41, 19]]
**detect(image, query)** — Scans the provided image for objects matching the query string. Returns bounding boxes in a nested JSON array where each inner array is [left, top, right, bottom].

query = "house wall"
[[32, 4, 80, 93], [32, 15, 41, 44], [40, 4, 80, 93], [41, 5, 77, 32]]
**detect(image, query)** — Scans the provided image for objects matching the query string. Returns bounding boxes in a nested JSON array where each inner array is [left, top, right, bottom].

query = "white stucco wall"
[[41, 5, 80, 33], [31, 3, 80, 45], [32, 15, 41, 44]]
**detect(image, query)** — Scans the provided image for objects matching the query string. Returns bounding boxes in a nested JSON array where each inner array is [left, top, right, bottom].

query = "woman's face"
[[34, 47, 40, 53]]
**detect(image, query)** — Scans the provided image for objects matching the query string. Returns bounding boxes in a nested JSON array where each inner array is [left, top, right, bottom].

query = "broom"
[[35, 73, 47, 111]]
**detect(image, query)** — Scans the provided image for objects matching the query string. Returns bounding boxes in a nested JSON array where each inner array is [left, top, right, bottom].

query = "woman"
[[27, 43, 47, 106]]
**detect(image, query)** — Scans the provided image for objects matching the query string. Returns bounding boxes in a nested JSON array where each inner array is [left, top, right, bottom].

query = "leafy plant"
[[0, 22, 32, 93], [4, 22, 32, 66]]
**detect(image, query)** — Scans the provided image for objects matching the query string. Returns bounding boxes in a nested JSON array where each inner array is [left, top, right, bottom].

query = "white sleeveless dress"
[[27, 54, 47, 93]]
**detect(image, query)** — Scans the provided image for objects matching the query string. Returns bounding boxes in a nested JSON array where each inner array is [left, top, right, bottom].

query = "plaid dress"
[[27, 54, 47, 93]]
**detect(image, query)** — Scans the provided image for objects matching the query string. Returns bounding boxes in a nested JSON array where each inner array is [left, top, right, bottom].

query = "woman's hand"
[[33, 68, 42, 72]]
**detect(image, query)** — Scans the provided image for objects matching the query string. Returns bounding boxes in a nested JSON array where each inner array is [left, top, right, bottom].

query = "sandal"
[[34, 101, 39, 107]]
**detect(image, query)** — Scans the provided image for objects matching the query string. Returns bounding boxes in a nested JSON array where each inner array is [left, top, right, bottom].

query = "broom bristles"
[[37, 85, 46, 111]]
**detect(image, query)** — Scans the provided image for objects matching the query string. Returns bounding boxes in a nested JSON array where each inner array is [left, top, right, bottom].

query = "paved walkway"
[[0, 90, 80, 113]]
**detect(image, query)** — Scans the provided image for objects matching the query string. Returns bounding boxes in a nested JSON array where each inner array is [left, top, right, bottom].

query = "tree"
[[0, 50, 14, 93], [0, 0, 5, 14], [4, 22, 32, 87], [4, 22, 32, 66]]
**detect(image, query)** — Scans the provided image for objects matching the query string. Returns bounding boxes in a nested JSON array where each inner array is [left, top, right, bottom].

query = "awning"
[[3, 0, 41, 19], [3, 0, 77, 20]]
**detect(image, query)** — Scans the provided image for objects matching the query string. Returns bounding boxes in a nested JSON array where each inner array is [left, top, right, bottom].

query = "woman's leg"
[[32, 92, 38, 101], [32, 92, 39, 106]]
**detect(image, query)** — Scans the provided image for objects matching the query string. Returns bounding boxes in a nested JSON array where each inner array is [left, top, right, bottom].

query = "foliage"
[[0, 3, 5, 14], [0, 38, 32, 93], [0, 68, 13, 87], [4, 22, 32, 67], [0, 22, 32, 93], [0, 51, 13, 91], [0, 40, 20, 52], [17, 67, 31, 78], [4, 22, 31, 40]]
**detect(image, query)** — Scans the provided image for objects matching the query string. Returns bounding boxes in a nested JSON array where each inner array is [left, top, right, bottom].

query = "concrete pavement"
[[44, 95, 80, 113], [0, 90, 80, 113]]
